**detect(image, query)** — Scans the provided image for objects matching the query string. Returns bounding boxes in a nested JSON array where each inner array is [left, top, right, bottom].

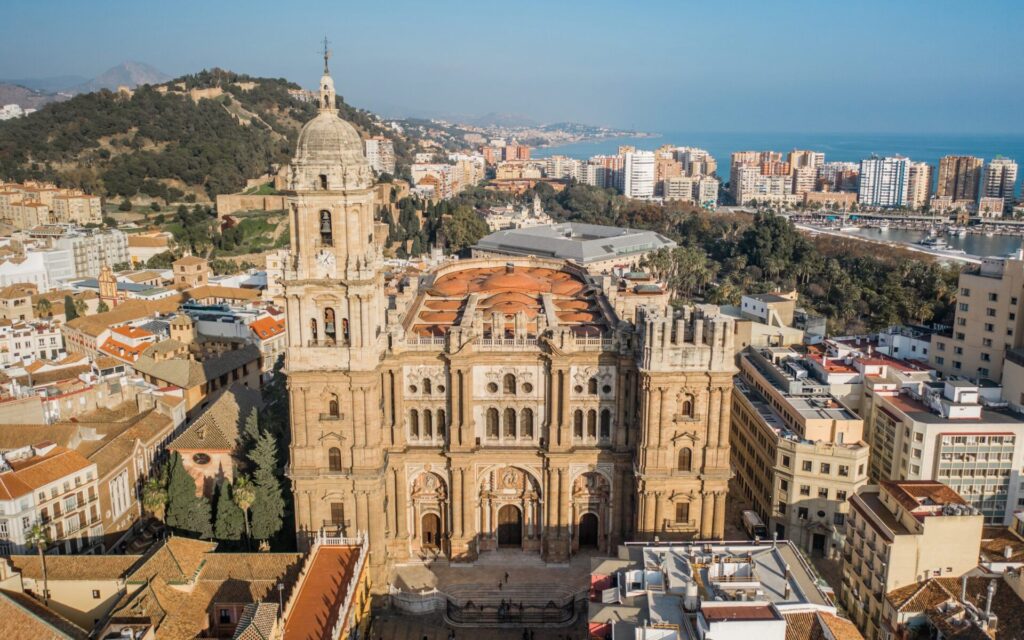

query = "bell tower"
[[283, 49, 390, 578]]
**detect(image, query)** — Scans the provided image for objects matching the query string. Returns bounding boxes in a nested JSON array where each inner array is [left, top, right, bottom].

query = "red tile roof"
[[250, 316, 285, 341], [282, 546, 360, 640]]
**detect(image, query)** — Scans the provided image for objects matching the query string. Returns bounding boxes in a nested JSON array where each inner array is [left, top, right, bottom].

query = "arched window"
[[410, 409, 419, 438], [678, 447, 693, 472], [424, 410, 433, 437], [573, 410, 584, 438], [503, 373, 517, 394], [310, 318, 318, 343], [600, 409, 611, 438], [319, 210, 333, 245], [486, 408, 499, 438], [521, 408, 534, 438], [587, 410, 597, 438], [341, 318, 349, 343], [328, 394, 339, 418], [324, 308, 336, 342], [588, 378, 598, 395], [437, 409, 446, 436], [423, 378, 432, 395], [681, 395, 693, 418], [504, 408, 517, 438], [328, 447, 342, 471]]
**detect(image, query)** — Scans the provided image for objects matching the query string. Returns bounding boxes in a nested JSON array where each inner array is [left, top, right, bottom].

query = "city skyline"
[[2, 0, 1023, 134]]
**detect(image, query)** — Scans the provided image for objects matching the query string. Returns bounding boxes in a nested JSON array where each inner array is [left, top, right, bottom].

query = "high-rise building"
[[983, 156, 1018, 209], [623, 151, 655, 199], [937, 155, 984, 202], [906, 162, 932, 210], [543, 155, 581, 181], [857, 156, 910, 207], [363, 136, 395, 175], [930, 249, 1024, 383], [840, 481, 983, 640], [816, 162, 860, 192]]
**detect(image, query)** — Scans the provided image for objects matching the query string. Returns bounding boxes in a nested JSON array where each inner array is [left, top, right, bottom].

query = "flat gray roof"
[[473, 222, 676, 265]]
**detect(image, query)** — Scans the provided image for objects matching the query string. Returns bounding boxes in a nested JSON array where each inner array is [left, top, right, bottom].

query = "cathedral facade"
[[282, 63, 736, 589]]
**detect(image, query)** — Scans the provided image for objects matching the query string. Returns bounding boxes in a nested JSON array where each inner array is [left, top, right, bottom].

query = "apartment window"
[[92, 590, 100, 599], [936, 356, 945, 365], [219, 609, 232, 624], [985, 323, 994, 332], [818, 487, 829, 499], [781, 455, 791, 468], [953, 361, 962, 370], [959, 303, 969, 311], [800, 485, 811, 496], [780, 479, 789, 491], [957, 318, 966, 327], [798, 507, 809, 520], [802, 461, 812, 472], [834, 513, 846, 526], [979, 367, 990, 377], [961, 288, 971, 296], [820, 463, 831, 474], [913, 432, 923, 442], [836, 490, 847, 501], [956, 333, 965, 341], [983, 338, 993, 347], [838, 465, 849, 477], [1011, 313, 1017, 321], [778, 501, 787, 515], [986, 308, 997, 317], [1012, 297, 1019, 305], [911, 464, 921, 475], [981, 352, 991, 362], [988, 293, 998, 302], [954, 346, 963, 355], [912, 448, 922, 459], [937, 342, 946, 351]]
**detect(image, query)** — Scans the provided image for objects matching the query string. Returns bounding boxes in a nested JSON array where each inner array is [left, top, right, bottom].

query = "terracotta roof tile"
[[0, 588, 88, 639]]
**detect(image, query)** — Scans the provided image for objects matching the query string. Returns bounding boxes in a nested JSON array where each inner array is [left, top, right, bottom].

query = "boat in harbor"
[[919, 234, 949, 249], [877, 221, 890, 230], [948, 226, 967, 237]]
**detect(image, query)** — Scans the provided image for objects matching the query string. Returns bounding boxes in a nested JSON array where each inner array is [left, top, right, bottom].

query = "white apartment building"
[[860, 377, 1024, 524], [0, 443, 102, 555], [364, 136, 396, 175], [983, 157, 1018, 207], [0, 252, 51, 291], [543, 155, 582, 180], [1, 320, 65, 363], [858, 156, 911, 208], [733, 165, 794, 205], [45, 228, 130, 279], [623, 151, 655, 199], [816, 161, 860, 192]]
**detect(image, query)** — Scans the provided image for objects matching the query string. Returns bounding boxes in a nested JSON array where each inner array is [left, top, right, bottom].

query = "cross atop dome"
[[318, 36, 336, 113]]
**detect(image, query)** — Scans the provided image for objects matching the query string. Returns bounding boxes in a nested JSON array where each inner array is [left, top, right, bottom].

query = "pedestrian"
[[498, 581, 503, 590], [504, 571, 510, 583]]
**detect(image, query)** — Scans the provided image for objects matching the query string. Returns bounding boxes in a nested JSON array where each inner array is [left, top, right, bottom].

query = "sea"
[[533, 131, 1024, 193]]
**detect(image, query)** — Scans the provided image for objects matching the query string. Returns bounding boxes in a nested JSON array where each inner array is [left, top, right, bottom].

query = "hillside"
[[70, 61, 170, 94], [0, 83, 66, 110], [0, 68, 410, 201]]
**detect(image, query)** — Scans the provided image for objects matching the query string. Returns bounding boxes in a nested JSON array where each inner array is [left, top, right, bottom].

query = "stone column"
[[643, 491, 656, 534], [713, 492, 727, 539], [707, 388, 722, 452], [700, 493, 714, 538], [352, 386, 366, 449], [653, 491, 662, 533], [718, 387, 731, 449], [395, 469, 408, 539]]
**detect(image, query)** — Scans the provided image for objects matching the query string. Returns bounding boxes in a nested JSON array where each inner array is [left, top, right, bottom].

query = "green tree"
[[233, 475, 256, 547], [118, 198, 133, 211], [73, 297, 88, 318], [35, 298, 52, 317], [248, 432, 284, 542], [214, 480, 245, 541], [63, 294, 78, 321], [96, 300, 110, 313], [241, 408, 261, 453], [165, 452, 213, 538], [25, 524, 50, 605], [142, 475, 168, 523], [441, 205, 489, 253]]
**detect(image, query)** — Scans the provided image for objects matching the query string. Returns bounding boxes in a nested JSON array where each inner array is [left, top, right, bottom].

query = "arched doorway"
[[578, 513, 599, 548], [421, 513, 441, 548], [497, 505, 522, 548]]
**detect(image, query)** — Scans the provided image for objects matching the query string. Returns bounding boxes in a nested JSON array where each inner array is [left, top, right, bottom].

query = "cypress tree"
[[241, 408, 261, 453], [213, 481, 244, 541], [64, 294, 77, 321], [165, 452, 213, 538], [249, 432, 284, 542]]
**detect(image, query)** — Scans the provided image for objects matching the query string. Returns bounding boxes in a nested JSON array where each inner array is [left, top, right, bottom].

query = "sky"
[[2, 0, 1023, 134]]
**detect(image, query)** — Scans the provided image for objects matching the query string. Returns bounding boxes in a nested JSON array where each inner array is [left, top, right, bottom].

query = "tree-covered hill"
[[0, 68, 410, 200]]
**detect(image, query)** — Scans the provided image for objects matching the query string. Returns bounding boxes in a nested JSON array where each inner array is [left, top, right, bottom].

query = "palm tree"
[[232, 475, 256, 548], [142, 476, 168, 523], [73, 298, 88, 318], [35, 298, 52, 317], [25, 524, 49, 605]]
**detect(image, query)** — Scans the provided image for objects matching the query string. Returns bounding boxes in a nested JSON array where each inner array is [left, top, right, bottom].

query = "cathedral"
[[282, 60, 736, 590]]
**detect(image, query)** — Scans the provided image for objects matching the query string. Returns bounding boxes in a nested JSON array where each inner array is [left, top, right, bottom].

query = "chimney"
[[984, 580, 997, 619], [962, 575, 968, 602]]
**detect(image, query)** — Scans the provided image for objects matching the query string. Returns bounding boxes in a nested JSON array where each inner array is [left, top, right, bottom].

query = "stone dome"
[[295, 111, 367, 167]]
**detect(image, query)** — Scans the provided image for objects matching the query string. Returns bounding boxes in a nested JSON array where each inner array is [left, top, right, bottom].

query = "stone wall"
[[215, 194, 287, 217]]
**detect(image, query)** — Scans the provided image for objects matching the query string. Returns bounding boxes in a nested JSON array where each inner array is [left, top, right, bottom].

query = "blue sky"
[[3, 0, 1022, 133]]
